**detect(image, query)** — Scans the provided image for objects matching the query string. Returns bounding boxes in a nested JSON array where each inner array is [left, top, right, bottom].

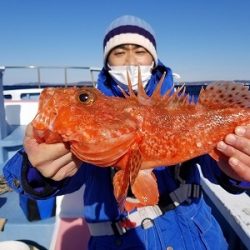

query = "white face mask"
[[108, 63, 154, 91]]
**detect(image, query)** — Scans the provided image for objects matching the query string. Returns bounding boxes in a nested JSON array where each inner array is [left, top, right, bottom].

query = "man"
[[4, 15, 250, 249]]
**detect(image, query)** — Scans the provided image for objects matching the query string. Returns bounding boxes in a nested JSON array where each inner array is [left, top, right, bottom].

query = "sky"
[[0, 0, 250, 84]]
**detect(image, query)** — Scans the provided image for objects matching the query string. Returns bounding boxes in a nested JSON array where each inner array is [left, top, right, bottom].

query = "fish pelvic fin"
[[198, 81, 250, 109], [131, 169, 159, 206]]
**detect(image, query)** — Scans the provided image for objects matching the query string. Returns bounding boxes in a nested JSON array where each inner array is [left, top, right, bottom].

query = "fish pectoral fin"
[[113, 168, 130, 211], [115, 143, 142, 186], [128, 145, 142, 186], [131, 170, 159, 206], [113, 144, 142, 211]]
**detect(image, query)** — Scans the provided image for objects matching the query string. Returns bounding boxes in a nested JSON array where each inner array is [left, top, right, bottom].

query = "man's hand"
[[23, 123, 82, 181], [217, 125, 250, 182]]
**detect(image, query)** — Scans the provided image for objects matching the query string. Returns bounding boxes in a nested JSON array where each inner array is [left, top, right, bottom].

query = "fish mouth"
[[70, 132, 137, 167]]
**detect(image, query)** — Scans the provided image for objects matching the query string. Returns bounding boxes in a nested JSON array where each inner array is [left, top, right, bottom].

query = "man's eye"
[[136, 50, 146, 54], [114, 51, 125, 56]]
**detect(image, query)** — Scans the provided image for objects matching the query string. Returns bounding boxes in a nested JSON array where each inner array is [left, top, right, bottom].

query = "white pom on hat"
[[103, 15, 158, 65]]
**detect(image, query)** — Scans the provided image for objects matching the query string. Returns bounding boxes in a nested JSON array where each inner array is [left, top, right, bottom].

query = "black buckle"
[[158, 184, 202, 214], [111, 221, 127, 236], [141, 218, 154, 230]]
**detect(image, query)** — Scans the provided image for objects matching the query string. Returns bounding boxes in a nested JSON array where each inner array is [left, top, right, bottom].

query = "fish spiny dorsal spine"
[[123, 71, 250, 111], [118, 84, 129, 98], [123, 69, 194, 108], [151, 71, 166, 101], [126, 70, 137, 99], [137, 66, 149, 102]]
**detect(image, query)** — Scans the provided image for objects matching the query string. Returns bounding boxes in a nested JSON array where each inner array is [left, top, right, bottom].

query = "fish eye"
[[77, 90, 95, 105]]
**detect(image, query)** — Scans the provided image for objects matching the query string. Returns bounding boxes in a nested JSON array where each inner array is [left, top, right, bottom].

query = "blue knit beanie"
[[103, 15, 158, 65]]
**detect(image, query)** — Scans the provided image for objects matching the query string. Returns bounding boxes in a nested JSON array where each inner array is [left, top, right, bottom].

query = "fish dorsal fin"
[[136, 66, 151, 104], [126, 71, 137, 99], [118, 84, 130, 98], [160, 84, 195, 110], [151, 72, 166, 101], [123, 71, 195, 108], [137, 66, 149, 99], [198, 81, 250, 109]]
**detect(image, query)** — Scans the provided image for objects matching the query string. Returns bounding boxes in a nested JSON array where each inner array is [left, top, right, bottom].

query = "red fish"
[[32, 76, 250, 211]]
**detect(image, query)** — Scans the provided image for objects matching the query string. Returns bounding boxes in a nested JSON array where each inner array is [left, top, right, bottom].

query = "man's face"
[[108, 44, 153, 66]]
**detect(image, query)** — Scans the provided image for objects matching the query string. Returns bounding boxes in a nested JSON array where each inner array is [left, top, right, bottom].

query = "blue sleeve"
[[198, 154, 250, 194], [3, 149, 87, 199]]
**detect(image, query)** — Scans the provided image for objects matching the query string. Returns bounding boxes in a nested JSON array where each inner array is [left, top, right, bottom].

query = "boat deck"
[[0, 190, 55, 248], [0, 70, 249, 248]]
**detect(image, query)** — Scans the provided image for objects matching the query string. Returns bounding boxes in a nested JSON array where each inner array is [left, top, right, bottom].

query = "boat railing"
[[0, 66, 250, 249], [0, 65, 102, 88], [0, 65, 102, 142]]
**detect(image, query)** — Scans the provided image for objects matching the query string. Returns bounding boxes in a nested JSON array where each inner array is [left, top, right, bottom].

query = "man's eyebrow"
[[114, 44, 143, 50]]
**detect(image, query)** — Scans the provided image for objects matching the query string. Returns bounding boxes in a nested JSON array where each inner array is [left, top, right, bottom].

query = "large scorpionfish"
[[32, 75, 250, 210]]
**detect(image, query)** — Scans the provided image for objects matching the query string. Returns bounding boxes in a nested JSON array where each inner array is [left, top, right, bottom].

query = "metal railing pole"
[[0, 67, 8, 164], [90, 71, 95, 87], [0, 67, 7, 139], [64, 68, 68, 87], [37, 67, 41, 88], [90, 67, 101, 87]]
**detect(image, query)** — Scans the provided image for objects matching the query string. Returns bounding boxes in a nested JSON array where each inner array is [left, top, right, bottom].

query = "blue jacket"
[[3, 61, 249, 249]]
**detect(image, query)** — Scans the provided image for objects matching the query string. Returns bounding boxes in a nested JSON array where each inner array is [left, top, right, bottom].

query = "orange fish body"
[[32, 79, 250, 211]]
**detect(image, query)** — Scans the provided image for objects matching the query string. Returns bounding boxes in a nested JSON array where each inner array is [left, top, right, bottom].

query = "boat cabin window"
[[20, 93, 40, 100], [4, 94, 12, 100]]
